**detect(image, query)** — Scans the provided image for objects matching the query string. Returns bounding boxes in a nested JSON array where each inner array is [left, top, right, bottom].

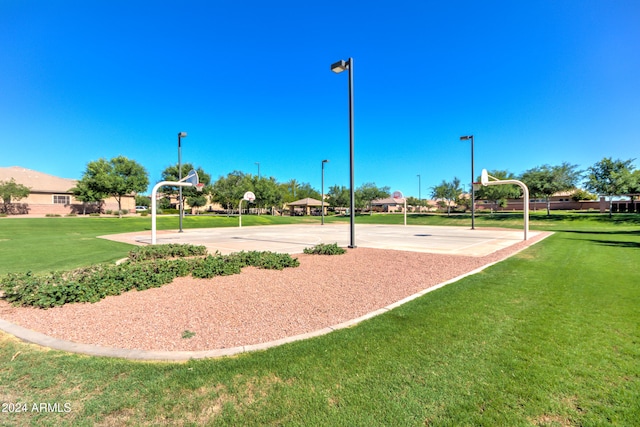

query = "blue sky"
[[1, 1, 638, 197]]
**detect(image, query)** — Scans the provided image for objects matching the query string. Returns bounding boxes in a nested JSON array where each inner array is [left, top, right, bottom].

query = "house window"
[[53, 195, 70, 205]]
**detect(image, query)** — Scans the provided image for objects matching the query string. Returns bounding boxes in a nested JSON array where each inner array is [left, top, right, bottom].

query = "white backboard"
[[481, 169, 489, 186]]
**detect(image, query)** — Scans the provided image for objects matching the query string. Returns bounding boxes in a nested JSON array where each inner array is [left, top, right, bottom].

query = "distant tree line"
[[3, 155, 634, 217], [432, 157, 640, 217]]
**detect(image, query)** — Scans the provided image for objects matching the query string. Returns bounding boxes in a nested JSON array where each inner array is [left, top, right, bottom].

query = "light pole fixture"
[[255, 162, 260, 179], [417, 174, 421, 213], [178, 131, 187, 232], [460, 135, 475, 230], [321, 159, 329, 225], [331, 57, 356, 248]]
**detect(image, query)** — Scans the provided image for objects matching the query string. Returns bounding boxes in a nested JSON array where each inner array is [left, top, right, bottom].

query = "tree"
[[474, 170, 520, 212], [355, 182, 390, 213], [584, 157, 635, 217], [405, 196, 421, 212], [70, 179, 105, 215], [81, 156, 149, 218], [250, 175, 283, 214], [520, 162, 581, 216], [211, 171, 249, 214], [327, 185, 350, 209], [431, 177, 462, 216], [135, 195, 151, 208], [159, 163, 212, 211], [0, 178, 30, 214], [281, 179, 299, 204], [295, 182, 321, 200]]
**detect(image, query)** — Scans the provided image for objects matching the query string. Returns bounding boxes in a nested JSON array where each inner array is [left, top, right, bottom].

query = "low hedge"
[[303, 243, 346, 255], [1, 245, 299, 309]]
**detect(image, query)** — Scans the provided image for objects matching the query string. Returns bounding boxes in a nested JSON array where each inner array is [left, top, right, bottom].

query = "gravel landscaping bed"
[[0, 233, 549, 352]]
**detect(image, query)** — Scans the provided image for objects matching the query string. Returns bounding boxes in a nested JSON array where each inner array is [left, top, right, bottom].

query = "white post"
[[404, 199, 407, 226], [238, 199, 243, 228]]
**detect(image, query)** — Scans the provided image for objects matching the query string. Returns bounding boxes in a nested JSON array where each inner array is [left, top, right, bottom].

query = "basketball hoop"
[[195, 183, 205, 192]]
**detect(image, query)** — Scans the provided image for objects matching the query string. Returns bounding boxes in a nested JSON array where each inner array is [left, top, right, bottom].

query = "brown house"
[[0, 166, 135, 216]]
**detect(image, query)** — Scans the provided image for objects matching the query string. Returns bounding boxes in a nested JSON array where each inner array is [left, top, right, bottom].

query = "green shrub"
[[191, 255, 243, 278], [303, 243, 346, 255], [140, 212, 148, 216], [89, 213, 100, 217], [0, 248, 299, 308], [121, 209, 129, 215], [227, 251, 300, 270], [128, 244, 208, 262], [105, 210, 113, 215], [45, 214, 61, 217]]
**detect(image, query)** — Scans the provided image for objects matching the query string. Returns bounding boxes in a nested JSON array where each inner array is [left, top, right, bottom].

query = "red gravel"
[[0, 233, 549, 351]]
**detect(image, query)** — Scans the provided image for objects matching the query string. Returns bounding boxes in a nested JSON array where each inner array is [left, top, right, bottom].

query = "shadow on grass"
[[577, 239, 640, 249], [558, 229, 640, 236]]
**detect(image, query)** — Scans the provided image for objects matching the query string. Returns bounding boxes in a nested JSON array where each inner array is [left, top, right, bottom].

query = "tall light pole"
[[178, 131, 187, 232], [331, 57, 356, 248], [460, 135, 475, 230], [255, 162, 260, 178], [321, 159, 329, 225], [417, 174, 421, 213]]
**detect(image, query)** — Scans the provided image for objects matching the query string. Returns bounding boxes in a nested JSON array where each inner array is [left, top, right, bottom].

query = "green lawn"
[[0, 214, 639, 425]]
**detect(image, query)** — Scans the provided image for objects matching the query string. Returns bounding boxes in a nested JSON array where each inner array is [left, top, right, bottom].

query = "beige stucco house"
[[0, 166, 135, 215]]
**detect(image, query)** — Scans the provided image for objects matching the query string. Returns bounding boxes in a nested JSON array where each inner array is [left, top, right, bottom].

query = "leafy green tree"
[[475, 170, 520, 212], [520, 163, 581, 216], [355, 182, 390, 213], [0, 178, 30, 214], [431, 177, 462, 216], [295, 182, 321, 200], [405, 196, 421, 211], [81, 156, 149, 218], [627, 170, 640, 203], [327, 185, 350, 208], [211, 171, 249, 214], [135, 195, 151, 207], [70, 179, 106, 215], [280, 179, 299, 204], [159, 163, 212, 211], [187, 195, 207, 213], [249, 175, 283, 214], [584, 157, 635, 217], [571, 189, 597, 202]]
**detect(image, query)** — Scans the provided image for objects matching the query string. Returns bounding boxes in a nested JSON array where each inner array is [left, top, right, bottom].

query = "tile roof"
[[0, 166, 77, 193]]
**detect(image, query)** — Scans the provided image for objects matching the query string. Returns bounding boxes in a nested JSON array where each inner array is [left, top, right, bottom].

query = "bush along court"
[[0, 245, 299, 309]]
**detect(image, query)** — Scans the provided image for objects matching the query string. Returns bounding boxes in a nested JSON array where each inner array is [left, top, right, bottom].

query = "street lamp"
[[331, 57, 356, 248], [417, 174, 421, 213], [178, 131, 187, 232], [460, 135, 475, 230], [255, 162, 260, 178], [321, 159, 329, 225]]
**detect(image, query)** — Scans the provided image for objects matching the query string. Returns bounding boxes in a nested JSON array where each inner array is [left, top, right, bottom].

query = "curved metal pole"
[[483, 177, 529, 240], [152, 180, 194, 244]]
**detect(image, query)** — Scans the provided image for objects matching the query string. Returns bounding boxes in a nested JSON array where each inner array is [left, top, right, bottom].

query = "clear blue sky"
[[2, 1, 638, 197]]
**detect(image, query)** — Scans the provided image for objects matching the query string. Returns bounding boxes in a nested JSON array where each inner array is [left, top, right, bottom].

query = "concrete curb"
[[0, 233, 552, 362]]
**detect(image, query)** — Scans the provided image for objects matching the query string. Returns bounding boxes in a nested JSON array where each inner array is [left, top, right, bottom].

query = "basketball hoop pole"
[[480, 169, 529, 241], [151, 180, 196, 244]]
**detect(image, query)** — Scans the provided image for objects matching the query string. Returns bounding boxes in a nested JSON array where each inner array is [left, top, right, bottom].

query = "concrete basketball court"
[[102, 224, 540, 257]]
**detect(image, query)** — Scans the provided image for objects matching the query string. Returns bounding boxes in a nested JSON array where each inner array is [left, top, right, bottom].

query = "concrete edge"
[[0, 232, 553, 362]]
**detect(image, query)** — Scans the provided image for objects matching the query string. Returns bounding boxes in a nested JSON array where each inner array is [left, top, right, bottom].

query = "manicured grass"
[[0, 216, 638, 425], [0, 215, 316, 274], [2, 211, 639, 274]]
